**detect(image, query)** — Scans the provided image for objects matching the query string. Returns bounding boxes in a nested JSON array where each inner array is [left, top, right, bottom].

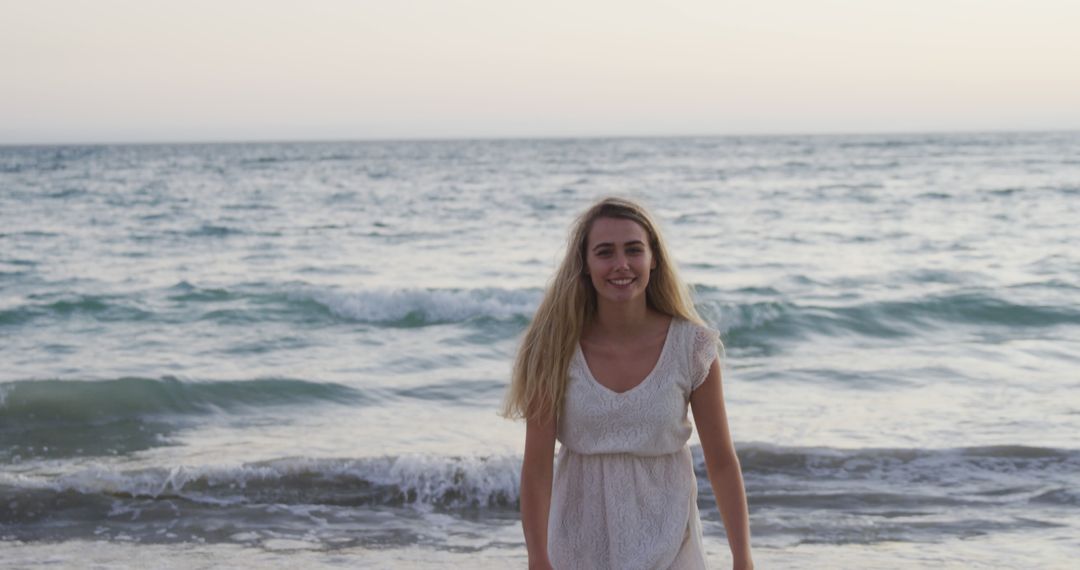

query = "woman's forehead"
[[587, 217, 649, 245]]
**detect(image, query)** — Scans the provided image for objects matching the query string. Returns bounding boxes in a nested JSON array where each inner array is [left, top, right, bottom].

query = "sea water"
[[1, 133, 1079, 568]]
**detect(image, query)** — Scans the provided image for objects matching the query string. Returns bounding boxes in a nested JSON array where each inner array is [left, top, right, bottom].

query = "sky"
[[2, 0, 1079, 144]]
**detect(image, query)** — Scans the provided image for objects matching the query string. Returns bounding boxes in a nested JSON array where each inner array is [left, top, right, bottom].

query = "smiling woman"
[[502, 197, 753, 570]]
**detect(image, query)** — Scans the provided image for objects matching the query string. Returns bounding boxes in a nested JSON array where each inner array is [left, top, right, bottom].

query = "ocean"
[[1, 132, 1078, 568]]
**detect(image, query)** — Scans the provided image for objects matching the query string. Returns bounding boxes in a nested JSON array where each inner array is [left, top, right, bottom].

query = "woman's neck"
[[590, 301, 657, 341]]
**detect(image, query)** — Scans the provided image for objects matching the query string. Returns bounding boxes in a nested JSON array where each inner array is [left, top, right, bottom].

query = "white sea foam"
[[9, 454, 522, 509], [300, 287, 540, 323], [360, 453, 521, 509], [8, 446, 1074, 510]]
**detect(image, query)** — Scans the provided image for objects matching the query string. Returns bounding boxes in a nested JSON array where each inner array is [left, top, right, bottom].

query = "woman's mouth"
[[608, 277, 635, 287]]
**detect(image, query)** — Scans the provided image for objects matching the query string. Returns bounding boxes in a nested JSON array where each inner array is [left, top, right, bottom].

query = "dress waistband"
[[557, 444, 690, 459]]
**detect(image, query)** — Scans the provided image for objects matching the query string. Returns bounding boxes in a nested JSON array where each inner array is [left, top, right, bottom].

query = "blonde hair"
[[501, 197, 706, 422]]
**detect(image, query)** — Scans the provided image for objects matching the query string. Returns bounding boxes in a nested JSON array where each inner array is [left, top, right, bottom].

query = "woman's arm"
[[520, 413, 557, 570], [690, 359, 754, 570]]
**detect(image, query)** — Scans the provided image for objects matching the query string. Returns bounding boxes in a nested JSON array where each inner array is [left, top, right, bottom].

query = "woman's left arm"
[[690, 358, 753, 570]]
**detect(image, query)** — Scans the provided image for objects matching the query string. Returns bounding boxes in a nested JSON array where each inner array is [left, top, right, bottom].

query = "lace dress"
[[548, 317, 721, 570]]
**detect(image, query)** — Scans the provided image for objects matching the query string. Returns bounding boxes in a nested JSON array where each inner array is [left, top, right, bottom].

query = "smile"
[[608, 278, 635, 286]]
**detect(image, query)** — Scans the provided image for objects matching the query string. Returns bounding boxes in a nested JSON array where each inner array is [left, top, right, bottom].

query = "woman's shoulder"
[[671, 316, 719, 337], [670, 317, 720, 359], [663, 317, 720, 389]]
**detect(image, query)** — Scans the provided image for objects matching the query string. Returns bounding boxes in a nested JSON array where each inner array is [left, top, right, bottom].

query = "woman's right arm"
[[520, 413, 557, 570]]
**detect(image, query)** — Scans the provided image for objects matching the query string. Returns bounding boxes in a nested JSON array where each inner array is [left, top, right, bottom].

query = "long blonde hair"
[[501, 197, 706, 422]]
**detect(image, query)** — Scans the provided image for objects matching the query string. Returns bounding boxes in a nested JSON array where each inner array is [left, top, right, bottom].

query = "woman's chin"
[[597, 289, 646, 304]]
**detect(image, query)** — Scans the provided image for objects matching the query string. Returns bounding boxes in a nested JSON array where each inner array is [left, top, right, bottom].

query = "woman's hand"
[[528, 557, 555, 570]]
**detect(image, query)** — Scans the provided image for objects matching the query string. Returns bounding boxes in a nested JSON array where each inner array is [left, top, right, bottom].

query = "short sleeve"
[[690, 325, 721, 391]]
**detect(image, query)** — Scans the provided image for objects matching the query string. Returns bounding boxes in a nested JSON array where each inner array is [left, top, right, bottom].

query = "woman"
[[503, 197, 753, 569]]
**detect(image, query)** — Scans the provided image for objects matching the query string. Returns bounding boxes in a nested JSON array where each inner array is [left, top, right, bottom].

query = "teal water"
[[2, 133, 1079, 567]]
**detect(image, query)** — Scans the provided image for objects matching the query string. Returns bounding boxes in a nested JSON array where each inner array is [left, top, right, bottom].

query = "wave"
[[721, 444, 1080, 520], [1, 283, 540, 328], [0, 454, 520, 512], [0, 294, 153, 326], [1, 445, 1075, 547], [5, 283, 1077, 337], [0, 377, 363, 425], [0, 377, 364, 459], [729, 443, 1080, 484], [298, 286, 539, 326], [2, 444, 1075, 514], [700, 290, 1080, 345]]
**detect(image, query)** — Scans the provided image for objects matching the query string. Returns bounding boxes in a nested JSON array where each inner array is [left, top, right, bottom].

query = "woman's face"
[[584, 217, 656, 306]]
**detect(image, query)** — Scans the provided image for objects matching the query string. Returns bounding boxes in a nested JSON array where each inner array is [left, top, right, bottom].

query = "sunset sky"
[[2, 0, 1078, 143]]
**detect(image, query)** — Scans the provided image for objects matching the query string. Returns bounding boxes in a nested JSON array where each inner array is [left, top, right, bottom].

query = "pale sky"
[[2, 0, 1078, 144]]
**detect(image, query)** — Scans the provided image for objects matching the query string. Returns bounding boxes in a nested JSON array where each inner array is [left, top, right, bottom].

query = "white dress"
[[548, 317, 721, 570]]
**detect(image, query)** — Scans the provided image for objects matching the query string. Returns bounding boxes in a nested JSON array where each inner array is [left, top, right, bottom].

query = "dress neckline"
[[577, 317, 677, 396]]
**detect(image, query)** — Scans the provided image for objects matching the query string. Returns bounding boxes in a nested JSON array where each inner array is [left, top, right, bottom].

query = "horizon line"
[[2, 126, 1079, 148]]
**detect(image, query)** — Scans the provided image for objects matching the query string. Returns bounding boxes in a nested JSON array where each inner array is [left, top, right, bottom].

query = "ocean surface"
[[1, 132, 1078, 568]]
